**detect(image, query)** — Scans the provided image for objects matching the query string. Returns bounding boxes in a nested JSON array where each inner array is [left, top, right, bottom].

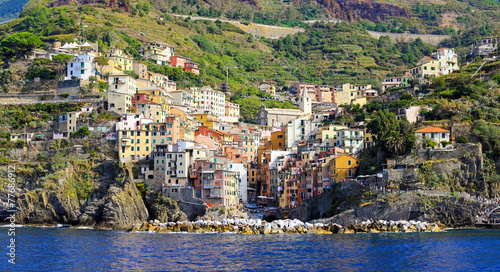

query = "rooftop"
[[415, 127, 450, 133]]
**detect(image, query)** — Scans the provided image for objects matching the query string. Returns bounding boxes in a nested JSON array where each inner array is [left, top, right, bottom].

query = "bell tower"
[[299, 89, 311, 115]]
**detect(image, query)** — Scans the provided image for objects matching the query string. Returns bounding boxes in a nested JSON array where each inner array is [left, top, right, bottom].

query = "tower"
[[299, 89, 311, 115]]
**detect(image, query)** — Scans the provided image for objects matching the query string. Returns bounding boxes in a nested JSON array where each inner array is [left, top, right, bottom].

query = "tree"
[[76, 126, 90, 138], [367, 109, 398, 142], [52, 54, 73, 80], [385, 131, 406, 155], [93, 56, 109, 80], [0, 32, 43, 62]]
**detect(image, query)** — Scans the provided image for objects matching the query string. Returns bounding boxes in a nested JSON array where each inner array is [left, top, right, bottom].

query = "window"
[[442, 133, 446, 138], [348, 160, 351, 166], [137, 147, 140, 151]]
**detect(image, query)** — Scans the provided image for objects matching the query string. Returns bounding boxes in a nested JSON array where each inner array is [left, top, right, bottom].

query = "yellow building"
[[140, 41, 175, 59], [266, 85, 276, 95], [137, 86, 171, 112], [335, 88, 351, 106], [190, 87, 200, 108], [316, 124, 348, 146], [105, 47, 134, 71], [193, 111, 220, 130], [352, 97, 367, 107], [270, 131, 286, 150], [331, 154, 359, 182], [118, 129, 153, 161], [148, 72, 168, 89], [409, 57, 440, 79], [365, 131, 375, 149], [133, 101, 166, 123], [170, 106, 189, 119]]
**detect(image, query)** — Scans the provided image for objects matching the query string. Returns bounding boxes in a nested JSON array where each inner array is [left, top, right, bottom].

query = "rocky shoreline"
[[129, 218, 444, 234]]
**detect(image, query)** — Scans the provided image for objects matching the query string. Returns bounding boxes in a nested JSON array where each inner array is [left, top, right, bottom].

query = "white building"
[[285, 115, 314, 148], [415, 127, 451, 146], [66, 53, 96, 80], [115, 114, 152, 131], [432, 48, 459, 75], [336, 129, 364, 154], [229, 162, 248, 203], [224, 102, 240, 123], [108, 74, 137, 96], [154, 144, 190, 189], [170, 90, 194, 106], [107, 91, 132, 114]]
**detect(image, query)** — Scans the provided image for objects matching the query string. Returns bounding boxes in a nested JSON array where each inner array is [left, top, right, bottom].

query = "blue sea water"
[[0, 227, 499, 271]]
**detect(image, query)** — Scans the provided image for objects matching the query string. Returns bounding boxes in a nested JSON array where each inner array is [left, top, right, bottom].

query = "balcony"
[[206, 194, 222, 198], [113, 80, 126, 84], [344, 134, 364, 139], [121, 141, 132, 147]]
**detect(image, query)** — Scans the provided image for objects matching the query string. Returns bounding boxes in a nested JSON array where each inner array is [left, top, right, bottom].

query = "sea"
[[0, 226, 499, 271]]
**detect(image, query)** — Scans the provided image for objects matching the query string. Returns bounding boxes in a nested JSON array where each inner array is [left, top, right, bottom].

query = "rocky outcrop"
[[312, 192, 484, 228], [148, 195, 188, 223], [310, 0, 410, 22], [93, 181, 149, 229], [12, 189, 81, 225]]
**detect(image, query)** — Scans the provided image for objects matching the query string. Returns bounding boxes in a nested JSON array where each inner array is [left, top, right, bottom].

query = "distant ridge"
[[0, 0, 29, 23]]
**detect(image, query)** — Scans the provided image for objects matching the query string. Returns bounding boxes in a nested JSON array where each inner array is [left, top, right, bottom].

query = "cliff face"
[[0, 159, 204, 229], [313, 192, 484, 228], [308, 0, 411, 22]]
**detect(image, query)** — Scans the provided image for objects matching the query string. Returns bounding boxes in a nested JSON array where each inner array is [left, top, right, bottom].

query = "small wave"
[[76, 226, 94, 230], [0, 224, 24, 228]]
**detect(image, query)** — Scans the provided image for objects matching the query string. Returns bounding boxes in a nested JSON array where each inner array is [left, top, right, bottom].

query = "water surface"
[[1, 227, 499, 271]]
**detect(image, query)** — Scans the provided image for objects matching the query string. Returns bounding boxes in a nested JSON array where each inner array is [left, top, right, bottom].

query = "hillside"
[[0, 0, 496, 123], [7, 1, 439, 86], [0, 0, 29, 23]]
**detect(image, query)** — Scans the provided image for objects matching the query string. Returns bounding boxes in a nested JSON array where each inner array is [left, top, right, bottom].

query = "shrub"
[[426, 139, 437, 148], [457, 135, 469, 143]]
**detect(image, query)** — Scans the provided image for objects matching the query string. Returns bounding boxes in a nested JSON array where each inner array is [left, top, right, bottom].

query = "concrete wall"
[[367, 31, 450, 45]]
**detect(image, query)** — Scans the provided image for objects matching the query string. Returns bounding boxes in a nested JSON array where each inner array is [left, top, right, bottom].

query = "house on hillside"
[[415, 127, 451, 146]]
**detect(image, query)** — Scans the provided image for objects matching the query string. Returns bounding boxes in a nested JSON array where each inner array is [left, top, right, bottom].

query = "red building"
[[184, 59, 200, 75]]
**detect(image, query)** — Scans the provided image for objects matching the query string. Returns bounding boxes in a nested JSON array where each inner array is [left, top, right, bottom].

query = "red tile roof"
[[415, 127, 450, 133]]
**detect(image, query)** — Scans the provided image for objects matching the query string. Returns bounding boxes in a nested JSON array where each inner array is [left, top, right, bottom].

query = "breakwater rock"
[[129, 219, 443, 234]]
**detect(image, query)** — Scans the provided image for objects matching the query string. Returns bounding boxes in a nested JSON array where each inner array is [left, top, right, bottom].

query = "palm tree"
[[385, 131, 406, 155]]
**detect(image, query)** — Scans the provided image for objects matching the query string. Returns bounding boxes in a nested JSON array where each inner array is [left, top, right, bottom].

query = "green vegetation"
[[0, 103, 82, 129], [25, 58, 57, 80], [0, 0, 29, 23], [367, 109, 415, 156], [0, 32, 42, 63]]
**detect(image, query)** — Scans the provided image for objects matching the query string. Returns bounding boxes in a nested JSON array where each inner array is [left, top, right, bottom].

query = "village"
[[5, 34, 499, 218]]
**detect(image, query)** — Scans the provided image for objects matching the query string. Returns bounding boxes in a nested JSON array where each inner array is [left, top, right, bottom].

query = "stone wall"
[[387, 144, 483, 190], [367, 31, 450, 45], [163, 187, 208, 221]]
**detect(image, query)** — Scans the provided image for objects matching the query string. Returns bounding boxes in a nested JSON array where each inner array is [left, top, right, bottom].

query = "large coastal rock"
[[95, 181, 149, 229], [311, 192, 483, 228], [148, 195, 188, 223], [12, 189, 81, 225]]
